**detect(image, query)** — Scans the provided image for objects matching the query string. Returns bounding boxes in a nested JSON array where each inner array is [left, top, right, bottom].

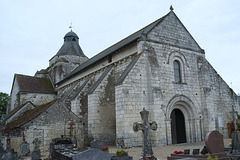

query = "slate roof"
[[15, 74, 55, 94], [5, 99, 57, 130], [57, 12, 170, 85], [5, 101, 35, 120], [56, 31, 87, 57]]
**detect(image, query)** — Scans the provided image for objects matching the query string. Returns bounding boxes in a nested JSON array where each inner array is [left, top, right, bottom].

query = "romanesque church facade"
[[3, 8, 240, 152]]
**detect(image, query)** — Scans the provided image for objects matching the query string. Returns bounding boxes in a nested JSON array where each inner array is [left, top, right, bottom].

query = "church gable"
[[147, 11, 204, 53]]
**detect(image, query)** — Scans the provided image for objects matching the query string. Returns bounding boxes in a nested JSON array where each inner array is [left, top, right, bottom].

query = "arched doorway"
[[171, 109, 186, 144]]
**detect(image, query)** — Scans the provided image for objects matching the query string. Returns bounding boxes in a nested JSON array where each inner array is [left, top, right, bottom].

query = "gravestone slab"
[[111, 155, 133, 160], [90, 140, 109, 150], [72, 148, 113, 160], [205, 130, 224, 154]]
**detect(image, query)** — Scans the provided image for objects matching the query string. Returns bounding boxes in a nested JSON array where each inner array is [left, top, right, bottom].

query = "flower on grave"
[[142, 155, 155, 159], [173, 150, 184, 154], [226, 115, 240, 138], [116, 147, 128, 156], [101, 145, 109, 151]]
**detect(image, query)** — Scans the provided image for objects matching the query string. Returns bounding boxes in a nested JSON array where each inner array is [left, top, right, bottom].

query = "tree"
[[0, 92, 9, 119]]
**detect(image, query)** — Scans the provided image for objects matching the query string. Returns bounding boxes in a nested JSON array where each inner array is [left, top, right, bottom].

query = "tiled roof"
[[5, 101, 35, 120], [6, 99, 57, 130], [15, 74, 55, 94]]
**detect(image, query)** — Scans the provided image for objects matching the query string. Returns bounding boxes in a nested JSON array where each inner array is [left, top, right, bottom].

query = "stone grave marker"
[[116, 138, 125, 149], [2, 149, 18, 160], [90, 140, 109, 150], [31, 138, 41, 160], [192, 149, 199, 155], [72, 148, 113, 160], [184, 149, 190, 155], [20, 141, 30, 156], [133, 108, 158, 160], [231, 130, 240, 154], [200, 146, 208, 155], [205, 130, 224, 154], [0, 139, 6, 158]]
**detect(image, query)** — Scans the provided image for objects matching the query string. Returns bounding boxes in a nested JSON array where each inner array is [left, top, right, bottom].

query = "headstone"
[[184, 149, 190, 155], [32, 138, 41, 160], [20, 141, 30, 156], [116, 138, 125, 149], [0, 139, 6, 158], [200, 146, 208, 155], [192, 149, 199, 155], [72, 148, 113, 160], [2, 149, 18, 160], [133, 108, 158, 160], [232, 131, 240, 154], [90, 140, 109, 150], [205, 130, 224, 154]]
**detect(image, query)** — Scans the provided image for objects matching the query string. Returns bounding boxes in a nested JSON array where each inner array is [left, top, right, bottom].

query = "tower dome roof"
[[64, 31, 79, 39], [55, 31, 87, 57]]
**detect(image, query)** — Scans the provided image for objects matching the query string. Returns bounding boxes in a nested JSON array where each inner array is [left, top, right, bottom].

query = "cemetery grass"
[[108, 139, 231, 160]]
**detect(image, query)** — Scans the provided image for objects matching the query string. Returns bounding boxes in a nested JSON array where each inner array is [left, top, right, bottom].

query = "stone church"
[[3, 7, 240, 153]]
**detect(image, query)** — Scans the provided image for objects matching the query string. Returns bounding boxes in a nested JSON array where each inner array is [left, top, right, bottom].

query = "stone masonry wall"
[[199, 58, 239, 137], [20, 93, 55, 106], [88, 68, 116, 144]]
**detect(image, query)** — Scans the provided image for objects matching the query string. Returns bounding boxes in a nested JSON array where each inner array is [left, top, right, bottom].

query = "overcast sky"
[[0, 0, 240, 95]]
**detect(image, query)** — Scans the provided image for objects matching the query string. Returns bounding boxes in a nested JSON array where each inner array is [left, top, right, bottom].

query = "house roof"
[[57, 11, 170, 85], [5, 99, 57, 130], [15, 74, 55, 94], [5, 101, 35, 121]]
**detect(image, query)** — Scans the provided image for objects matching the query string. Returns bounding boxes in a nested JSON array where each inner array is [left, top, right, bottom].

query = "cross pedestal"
[[133, 108, 158, 160]]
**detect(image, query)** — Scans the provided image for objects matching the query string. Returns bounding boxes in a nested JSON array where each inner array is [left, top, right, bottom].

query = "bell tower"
[[48, 30, 88, 84]]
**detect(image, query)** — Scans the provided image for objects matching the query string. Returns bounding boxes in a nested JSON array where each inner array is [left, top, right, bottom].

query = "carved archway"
[[171, 108, 187, 144], [165, 95, 202, 144]]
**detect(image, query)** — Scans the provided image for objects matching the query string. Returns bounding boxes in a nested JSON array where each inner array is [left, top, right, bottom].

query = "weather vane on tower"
[[69, 21, 73, 31]]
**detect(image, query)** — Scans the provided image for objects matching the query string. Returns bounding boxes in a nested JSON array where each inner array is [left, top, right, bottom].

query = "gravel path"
[[109, 139, 231, 160]]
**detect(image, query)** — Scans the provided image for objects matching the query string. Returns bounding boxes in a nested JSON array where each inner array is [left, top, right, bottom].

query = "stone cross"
[[68, 121, 75, 137], [133, 108, 158, 160], [32, 138, 41, 151]]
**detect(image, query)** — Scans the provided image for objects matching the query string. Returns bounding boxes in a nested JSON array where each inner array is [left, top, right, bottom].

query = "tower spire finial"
[[69, 21, 73, 31], [170, 5, 174, 11]]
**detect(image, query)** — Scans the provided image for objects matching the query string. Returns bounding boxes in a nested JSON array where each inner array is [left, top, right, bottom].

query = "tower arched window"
[[174, 60, 181, 83]]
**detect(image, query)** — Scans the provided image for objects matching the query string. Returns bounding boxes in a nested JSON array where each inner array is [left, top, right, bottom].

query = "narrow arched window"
[[174, 60, 181, 83]]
